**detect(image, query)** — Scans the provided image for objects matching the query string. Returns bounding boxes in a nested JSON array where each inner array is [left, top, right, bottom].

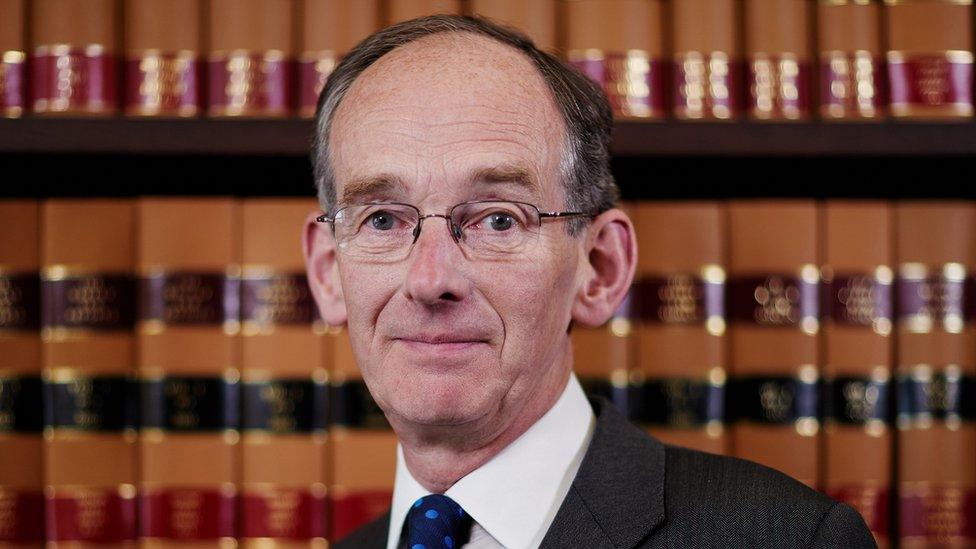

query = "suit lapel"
[[539, 397, 666, 549]]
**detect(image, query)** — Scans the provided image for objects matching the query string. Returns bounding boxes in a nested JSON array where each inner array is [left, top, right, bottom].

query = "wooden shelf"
[[2, 118, 976, 156]]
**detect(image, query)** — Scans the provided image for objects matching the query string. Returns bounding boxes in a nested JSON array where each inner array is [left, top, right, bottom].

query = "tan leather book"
[[817, 0, 885, 120], [671, 0, 742, 121], [885, 0, 973, 119], [123, 0, 202, 117], [298, 0, 381, 118], [137, 198, 241, 547], [209, 0, 295, 117], [727, 201, 820, 488], [0, 200, 43, 544], [563, 0, 667, 119], [0, 0, 26, 118], [468, 0, 558, 53], [634, 201, 728, 456], [328, 328, 396, 542], [41, 199, 138, 544], [29, 0, 119, 116], [385, 0, 462, 25], [894, 203, 976, 548], [571, 202, 636, 423], [240, 199, 328, 548], [743, 0, 812, 120], [822, 201, 894, 548]]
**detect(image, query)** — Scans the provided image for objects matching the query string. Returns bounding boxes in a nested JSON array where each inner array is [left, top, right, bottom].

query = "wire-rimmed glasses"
[[315, 200, 593, 262]]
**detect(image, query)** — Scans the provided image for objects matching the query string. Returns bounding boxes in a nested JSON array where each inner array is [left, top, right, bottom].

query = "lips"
[[394, 334, 488, 345], [392, 333, 490, 358]]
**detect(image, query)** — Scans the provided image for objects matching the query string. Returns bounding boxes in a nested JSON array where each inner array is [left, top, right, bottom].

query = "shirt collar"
[[387, 373, 596, 549]]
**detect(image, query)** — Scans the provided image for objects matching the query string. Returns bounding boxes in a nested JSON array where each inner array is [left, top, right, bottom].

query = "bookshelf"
[[3, 118, 976, 156], [2, 118, 975, 202]]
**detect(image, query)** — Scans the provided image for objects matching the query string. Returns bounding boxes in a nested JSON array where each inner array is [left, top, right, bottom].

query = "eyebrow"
[[339, 174, 406, 206], [338, 163, 541, 207], [468, 164, 540, 200]]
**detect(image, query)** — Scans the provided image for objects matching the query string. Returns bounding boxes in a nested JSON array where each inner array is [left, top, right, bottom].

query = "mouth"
[[393, 336, 490, 358]]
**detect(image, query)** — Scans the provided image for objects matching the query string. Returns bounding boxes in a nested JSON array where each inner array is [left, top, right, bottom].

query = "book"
[[563, 0, 668, 119], [29, 0, 119, 116], [41, 199, 138, 544], [821, 201, 894, 547], [298, 0, 381, 118], [467, 0, 558, 54], [0, 200, 43, 545], [743, 0, 812, 120], [817, 0, 885, 120], [136, 198, 241, 546], [123, 0, 202, 117], [0, 0, 25, 118], [239, 198, 328, 547], [671, 0, 742, 120], [894, 202, 976, 548], [885, 0, 973, 119], [727, 201, 820, 488], [208, 0, 295, 118], [385, 0, 462, 25], [633, 201, 728, 455], [328, 328, 396, 542]]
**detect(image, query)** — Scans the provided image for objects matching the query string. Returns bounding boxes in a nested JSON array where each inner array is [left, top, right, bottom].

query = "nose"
[[401, 215, 470, 306]]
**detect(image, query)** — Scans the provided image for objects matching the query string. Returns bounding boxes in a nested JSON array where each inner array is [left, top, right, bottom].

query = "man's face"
[[325, 33, 584, 433]]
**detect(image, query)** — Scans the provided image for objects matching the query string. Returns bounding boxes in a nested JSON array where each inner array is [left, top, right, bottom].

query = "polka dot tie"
[[406, 494, 473, 549]]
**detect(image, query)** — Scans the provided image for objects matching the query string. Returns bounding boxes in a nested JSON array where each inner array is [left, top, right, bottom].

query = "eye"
[[482, 212, 516, 231], [365, 210, 397, 231]]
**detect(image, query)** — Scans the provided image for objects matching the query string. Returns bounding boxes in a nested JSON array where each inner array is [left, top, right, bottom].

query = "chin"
[[382, 368, 498, 427]]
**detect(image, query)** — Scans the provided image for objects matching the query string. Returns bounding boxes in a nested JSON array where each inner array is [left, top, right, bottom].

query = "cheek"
[[480, 249, 579, 350]]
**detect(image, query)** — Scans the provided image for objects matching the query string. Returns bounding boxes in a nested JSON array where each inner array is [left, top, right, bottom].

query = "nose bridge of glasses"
[[414, 212, 462, 243]]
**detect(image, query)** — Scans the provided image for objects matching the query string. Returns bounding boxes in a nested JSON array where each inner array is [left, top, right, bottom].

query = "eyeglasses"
[[315, 200, 593, 262]]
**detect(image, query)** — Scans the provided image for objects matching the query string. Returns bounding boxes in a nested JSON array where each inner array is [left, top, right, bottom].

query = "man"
[[302, 14, 876, 549]]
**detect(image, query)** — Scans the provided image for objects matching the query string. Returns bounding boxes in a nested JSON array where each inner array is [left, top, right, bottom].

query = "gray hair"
[[310, 14, 618, 235]]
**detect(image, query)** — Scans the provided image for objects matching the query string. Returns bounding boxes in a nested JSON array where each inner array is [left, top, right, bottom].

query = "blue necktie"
[[406, 494, 473, 549]]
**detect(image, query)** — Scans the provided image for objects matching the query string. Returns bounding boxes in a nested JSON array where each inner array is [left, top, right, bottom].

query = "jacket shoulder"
[[654, 444, 874, 548], [333, 511, 391, 549]]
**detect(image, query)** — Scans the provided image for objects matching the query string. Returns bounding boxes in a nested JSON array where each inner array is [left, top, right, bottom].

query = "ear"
[[302, 210, 347, 326], [571, 208, 637, 328]]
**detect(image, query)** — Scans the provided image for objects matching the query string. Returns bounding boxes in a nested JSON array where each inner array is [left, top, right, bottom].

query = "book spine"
[[123, 0, 202, 117], [328, 328, 396, 542], [0, 0, 26, 118], [822, 201, 894, 548], [208, 0, 295, 118], [385, 0, 463, 26], [571, 203, 636, 422], [298, 0, 381, 118], [744, 0, 813, 120], [467, 0, 558, 54], [671, 0, 743, 121], [728, 201, 821, 488], [564, 0, 669, 120], [136, 198, 241, 547], [240, 199, 329, 547], [817, 0, 886, 120], [633, 202, 728, 455], [41, 199, 138, 544], [895, 203, 976, 547], [0, 201, 43, 545], [885, 0, 973, 119], [29, 0, 120, 116]]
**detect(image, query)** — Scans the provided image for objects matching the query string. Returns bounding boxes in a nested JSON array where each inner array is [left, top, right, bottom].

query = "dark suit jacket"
[[336, 396, 877, 548]]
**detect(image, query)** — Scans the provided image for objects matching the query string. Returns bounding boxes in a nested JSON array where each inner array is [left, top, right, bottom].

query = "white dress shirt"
[[386, 373, 597, 549]]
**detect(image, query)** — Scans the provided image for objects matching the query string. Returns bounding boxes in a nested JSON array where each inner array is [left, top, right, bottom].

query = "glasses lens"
[[334, 204, 418, 258], [451, 201, 539, 256]]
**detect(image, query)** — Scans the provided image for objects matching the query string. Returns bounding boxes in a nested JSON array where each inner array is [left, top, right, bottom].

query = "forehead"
[[329, 32, 566, 206]]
